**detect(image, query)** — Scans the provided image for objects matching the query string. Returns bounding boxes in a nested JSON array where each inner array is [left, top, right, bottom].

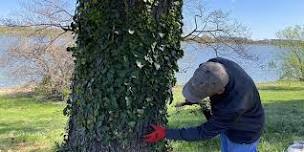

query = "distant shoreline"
[[2, 26, 302, 45], [0, 85, 34, 96], [0, 26, 70, 37]]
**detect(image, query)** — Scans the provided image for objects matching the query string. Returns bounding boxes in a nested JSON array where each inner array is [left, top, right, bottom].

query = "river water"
[[0, 37, 287, 88], [176, 43, 286, 85]]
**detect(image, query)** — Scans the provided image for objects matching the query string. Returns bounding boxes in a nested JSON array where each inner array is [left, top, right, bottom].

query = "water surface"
[[0, 37, 286, 88]]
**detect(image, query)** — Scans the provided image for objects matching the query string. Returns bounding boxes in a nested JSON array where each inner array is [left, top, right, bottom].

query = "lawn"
[[0, 81, 304, 152], [0, 94, 66, 151]]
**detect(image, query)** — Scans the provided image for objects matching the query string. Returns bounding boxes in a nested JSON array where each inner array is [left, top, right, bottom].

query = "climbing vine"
[[60, 0, 183, 151]]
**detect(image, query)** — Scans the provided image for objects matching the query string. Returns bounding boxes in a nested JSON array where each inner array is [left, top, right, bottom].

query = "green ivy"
[[59, 0, 183, 151]]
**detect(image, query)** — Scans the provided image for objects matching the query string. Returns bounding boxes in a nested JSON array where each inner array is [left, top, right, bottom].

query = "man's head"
[[182, 61, 229, 103]]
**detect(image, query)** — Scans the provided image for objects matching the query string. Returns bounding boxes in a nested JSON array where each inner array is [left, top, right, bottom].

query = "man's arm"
[[166, 110, 242, 141]]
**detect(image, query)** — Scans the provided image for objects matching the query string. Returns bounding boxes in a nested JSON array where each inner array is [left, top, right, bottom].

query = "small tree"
[[60, 0, 183, 151], [0, 0, 75, 99], [276, 25, 304, 81], [182, 0, 250, 57]]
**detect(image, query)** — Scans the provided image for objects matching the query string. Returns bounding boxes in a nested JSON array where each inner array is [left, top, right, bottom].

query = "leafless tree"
[[175, 0, 252, 73], [0, 0, 75, 100], [182, 0, 250, 57], [2, 0, 74, 31], [1, 33, 74, 98]]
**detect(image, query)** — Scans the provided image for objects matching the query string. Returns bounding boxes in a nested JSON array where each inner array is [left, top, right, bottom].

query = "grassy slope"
[[0, 81, 304, 152]]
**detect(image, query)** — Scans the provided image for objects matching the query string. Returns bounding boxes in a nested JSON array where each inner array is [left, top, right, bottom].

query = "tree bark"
[[59, 0, 183, 151]]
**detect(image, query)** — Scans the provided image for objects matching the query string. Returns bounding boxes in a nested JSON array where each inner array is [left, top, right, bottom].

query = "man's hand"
[[144, 125, 166, 143]]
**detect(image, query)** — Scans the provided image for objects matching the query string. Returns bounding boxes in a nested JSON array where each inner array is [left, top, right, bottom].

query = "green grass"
[[0, 81, 304, 151], [0, 95, 66, 152]]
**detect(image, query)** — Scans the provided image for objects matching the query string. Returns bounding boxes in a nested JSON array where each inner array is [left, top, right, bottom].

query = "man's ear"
[[216, 88, 225, 95]]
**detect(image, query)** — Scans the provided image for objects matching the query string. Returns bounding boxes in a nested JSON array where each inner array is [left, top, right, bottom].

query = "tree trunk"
[[59, 0, 183, 151]]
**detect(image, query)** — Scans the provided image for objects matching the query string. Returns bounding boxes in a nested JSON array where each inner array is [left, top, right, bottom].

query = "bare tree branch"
[[0, 0, 75, 99], [182, 0, 250, 58]]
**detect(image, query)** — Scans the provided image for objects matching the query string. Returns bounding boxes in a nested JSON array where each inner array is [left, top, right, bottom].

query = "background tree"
[[60, 0, 183, 151], [0, 32, 74, 100], [276, 25, 304, 81], [0, 0, 74, 100], [177, 0, 251, 73], [182, 0, 250, 57]]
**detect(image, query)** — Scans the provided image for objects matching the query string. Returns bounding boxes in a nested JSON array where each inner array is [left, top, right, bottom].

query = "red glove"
[[144, 124, 166, 143]]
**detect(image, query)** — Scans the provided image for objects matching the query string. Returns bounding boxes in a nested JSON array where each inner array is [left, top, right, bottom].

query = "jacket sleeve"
[[166, 110, 243, 141]]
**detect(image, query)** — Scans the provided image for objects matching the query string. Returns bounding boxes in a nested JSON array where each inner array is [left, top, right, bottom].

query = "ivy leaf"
[[154, 63, 161, 70], [144, 55, 153, 64], [151, 42, 157, 52], [123, 56, 128, 63], [125, 96, 131, 107], [137, 109, 144, 115], [128, 29, 135, 35], [159, 33, 165, 38], [145, 97, 152, 102], [136, 60, 144, 69], [128, 121, 136, 127], [159, 45, 165, 51], [81, 58, 86, 65]]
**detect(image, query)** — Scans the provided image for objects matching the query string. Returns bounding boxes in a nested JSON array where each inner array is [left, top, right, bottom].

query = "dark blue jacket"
[[166, 57, 265, 144]]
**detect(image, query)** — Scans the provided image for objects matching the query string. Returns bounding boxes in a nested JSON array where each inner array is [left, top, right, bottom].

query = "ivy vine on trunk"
[[59, 0, 183, 151]]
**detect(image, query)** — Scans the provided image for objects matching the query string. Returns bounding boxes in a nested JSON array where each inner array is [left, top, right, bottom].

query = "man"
[[144, 57, 265, 152]]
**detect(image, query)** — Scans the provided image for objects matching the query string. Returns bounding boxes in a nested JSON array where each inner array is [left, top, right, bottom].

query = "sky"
[[0, 0, 304, 40], [205, 0, 304, 40], [0, 1, 20, 17], [184, 0, 304, 39]]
